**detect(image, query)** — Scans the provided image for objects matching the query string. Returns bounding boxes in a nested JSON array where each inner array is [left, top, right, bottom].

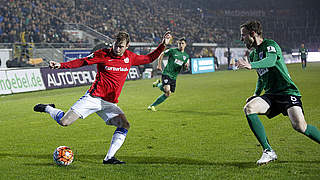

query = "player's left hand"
[[162, 31, 172, 45], [236, 58, 252, 70]]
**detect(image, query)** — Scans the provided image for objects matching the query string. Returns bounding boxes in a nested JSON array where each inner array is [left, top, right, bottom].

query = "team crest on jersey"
[[267, 46, 276, 53], [183, 56, 186, 60], [123, 57, 129, 63], [259, 52, 264, 60]]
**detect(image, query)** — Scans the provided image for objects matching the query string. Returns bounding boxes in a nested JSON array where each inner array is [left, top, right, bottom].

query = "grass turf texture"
[[0, 63, 319, 179]]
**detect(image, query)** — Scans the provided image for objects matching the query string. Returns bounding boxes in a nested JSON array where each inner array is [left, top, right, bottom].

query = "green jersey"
[[249, 39, 300, 96], [299, 47, 308, 59], [162, 48, 190, 80]]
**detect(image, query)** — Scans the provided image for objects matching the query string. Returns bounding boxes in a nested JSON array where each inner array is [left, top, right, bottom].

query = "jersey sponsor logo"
[[267, 46, 276, 53], [105, 66, 129, 72], [174, 59, 184, 66], [124, 57, 129, 63], [256, 68, 269, 76]]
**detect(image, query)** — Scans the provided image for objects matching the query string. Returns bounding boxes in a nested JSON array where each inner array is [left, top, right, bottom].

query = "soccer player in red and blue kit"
[[34, 31, 172, 164]]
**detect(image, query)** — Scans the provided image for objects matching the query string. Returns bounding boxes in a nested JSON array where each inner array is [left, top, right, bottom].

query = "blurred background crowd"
[[1, 0, 319, 51]]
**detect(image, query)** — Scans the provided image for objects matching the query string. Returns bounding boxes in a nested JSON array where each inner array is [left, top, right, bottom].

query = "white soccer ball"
[[53, 146, 74, 166]]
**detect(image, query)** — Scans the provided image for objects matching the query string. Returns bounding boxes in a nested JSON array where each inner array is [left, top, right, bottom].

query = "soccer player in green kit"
[[299, 43, 308, 69], [237, 21, 320, 165], [148, 37, 190, 111]]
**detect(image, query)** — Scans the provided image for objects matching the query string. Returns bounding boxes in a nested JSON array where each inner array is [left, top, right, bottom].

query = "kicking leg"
[[288, 106, 320, 144], [59, 110, 80, 126], [34, 104, 80, 126]]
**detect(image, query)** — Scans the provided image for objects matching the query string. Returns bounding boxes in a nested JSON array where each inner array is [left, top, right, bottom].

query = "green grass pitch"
[[0, 63, 319, 179]]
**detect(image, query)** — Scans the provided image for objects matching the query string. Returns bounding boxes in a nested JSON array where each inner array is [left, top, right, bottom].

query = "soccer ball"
[[53, 146, 74, 166]]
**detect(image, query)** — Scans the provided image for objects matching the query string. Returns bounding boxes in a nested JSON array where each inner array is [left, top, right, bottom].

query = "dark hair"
[[178, 37, 187, 43], [115, 31, 130, 45], [240, 21, 263, 36]]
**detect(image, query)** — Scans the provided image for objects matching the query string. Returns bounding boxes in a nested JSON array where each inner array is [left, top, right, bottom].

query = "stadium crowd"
[[0, 0, 319, 51]]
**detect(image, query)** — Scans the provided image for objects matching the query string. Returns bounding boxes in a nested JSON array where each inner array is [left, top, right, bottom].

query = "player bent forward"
[[237, 21, 320, 165], [34, 31, 172, 164]]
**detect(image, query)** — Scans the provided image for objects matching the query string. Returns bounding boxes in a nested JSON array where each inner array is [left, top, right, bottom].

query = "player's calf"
[[59, 110, 80, 126]]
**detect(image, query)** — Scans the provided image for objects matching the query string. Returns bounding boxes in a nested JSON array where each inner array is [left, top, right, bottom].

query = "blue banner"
[[191, 57, 215, 74], [63, 50, 91, 62]]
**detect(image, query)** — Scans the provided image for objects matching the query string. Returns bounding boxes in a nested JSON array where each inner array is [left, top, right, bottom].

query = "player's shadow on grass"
[[78, 154, 320, 168], [160, 109, 232, 116], [75, 155, 254, 168], [122, 156, 256, 168], [0, 153, 54, 167]]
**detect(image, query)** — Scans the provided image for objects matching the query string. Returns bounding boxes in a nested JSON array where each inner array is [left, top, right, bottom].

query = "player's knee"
[[60, 116, 73, 126], [165, 91, 171, 97], [291, 122, 306, 133], [60, 119, 70, 126], [244, 103, 254, 115]]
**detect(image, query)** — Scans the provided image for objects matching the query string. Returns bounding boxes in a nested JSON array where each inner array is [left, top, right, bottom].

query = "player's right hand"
[[49, 61, 61, 69]]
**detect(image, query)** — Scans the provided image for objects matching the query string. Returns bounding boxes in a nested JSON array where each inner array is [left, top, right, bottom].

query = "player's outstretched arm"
[[132, 31, 172, 66], [49, 61, 61, 69]]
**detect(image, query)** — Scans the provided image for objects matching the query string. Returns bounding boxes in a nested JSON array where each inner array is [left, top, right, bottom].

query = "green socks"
[[304, 124, 320, 144], [157, 83, 164, 92], [245, 115, 320, 149], [151, 94, 167, 107], [246, 114, 272, 150]]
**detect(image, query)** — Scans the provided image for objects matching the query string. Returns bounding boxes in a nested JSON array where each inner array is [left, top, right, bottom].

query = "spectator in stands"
[[6, 57, 34, 68]]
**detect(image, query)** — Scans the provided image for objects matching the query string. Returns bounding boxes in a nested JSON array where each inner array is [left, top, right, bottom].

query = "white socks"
[[104, 128, 128, 160], [45, 105, 64, 123]]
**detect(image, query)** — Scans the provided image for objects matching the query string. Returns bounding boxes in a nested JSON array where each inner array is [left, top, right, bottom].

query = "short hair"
[[240, 21, 263, 36], [178, 37, 187, 43], [115, 31, 130, 45]]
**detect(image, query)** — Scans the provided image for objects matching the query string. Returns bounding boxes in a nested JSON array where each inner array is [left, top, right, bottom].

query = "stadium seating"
[[1, 0, 319, 51]]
